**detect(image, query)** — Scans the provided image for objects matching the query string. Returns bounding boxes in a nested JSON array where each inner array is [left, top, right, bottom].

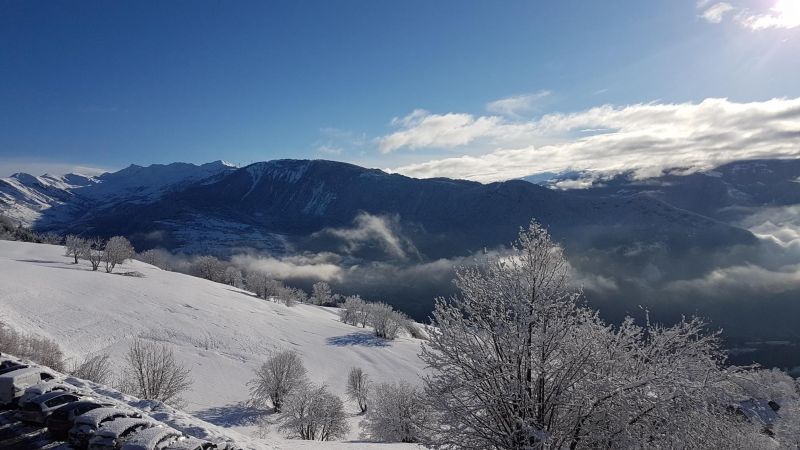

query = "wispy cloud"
[[313, 127, 367, 158], [700, 2, 734, 23], [486, 90, 551, 117], [699, 0, 800, 30], [384, 97, 800, 183]]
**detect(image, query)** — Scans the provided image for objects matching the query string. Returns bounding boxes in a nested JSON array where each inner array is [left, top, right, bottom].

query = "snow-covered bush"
[[71, 352, 114, 385], [345, 367, 370, 413], [82, 237, 105, 271], [339, 295, 366, 326], [367, 302, 407, 339], [103, 236, 135, 273], [0, 320, 66, 371], [191, 255, 226, 282], [419, 220, 762, 449], [136, 248, 172, 270], [310, 281, 333, 305], [280, 384, 349, 441], [246, 271, 284, 300], [278, 286, 307, 307], [65, 235, 87, 264], [249, 349, 308, 413], [361, 381, 429, 443], [223, 266, 243, 288], [119, 338, 193, 407]]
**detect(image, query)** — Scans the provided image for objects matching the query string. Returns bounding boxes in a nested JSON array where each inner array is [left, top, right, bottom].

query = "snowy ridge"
[[242, 161, 311, 200], [0, 161, 235, 229], [0, 241, 425, 449]]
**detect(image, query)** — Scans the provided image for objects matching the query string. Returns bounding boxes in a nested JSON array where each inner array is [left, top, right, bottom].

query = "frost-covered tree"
[[346, 367, 370, 413], [191, 255, 226, 282], [136, 248, 172, 270], [65, 235, 87, 264], [119, 338, 193, 407], [279, 286, 306, 307], [71, 353, 114, 385], [310, 281, 332, 305], [339, 295, 365, 326], [280, 384, 349, 441], [223, 266, 243, 288], [82, 237, 105, 271], [361, 381, 430, 443], [367, 302, 407, 339], [103, 236, 135, 273], [249, 349, 308, 413], [246, 271, 284, 300], [420, 220, 754, 450]]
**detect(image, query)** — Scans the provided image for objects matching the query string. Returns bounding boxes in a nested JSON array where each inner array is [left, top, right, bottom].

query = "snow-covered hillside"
[[0, 241, 426, 449]]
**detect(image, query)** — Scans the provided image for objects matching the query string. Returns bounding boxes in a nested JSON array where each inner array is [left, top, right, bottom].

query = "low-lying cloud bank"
[[385, 97, 800, 183]]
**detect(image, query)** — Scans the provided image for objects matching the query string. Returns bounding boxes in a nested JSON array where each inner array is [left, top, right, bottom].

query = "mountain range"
[[5, 158, 800, 355], [0, 158, 756, 258]]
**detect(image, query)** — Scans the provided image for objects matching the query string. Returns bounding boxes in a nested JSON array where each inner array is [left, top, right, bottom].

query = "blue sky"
[[1, 0, 799, 179]]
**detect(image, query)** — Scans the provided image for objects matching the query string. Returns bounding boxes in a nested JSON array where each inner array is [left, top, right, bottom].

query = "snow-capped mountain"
[[0, 160, 237, 228], [1, 159, 756, 257]]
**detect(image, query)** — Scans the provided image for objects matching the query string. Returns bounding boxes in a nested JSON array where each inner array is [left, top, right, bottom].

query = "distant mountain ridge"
[[0, 158, 756, 259], [0, 160, 236, 228]]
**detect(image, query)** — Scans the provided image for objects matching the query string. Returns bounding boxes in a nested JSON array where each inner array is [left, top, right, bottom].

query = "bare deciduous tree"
[[223, 266, 243, 288], [65, 235, 87, 264], [103, 236, 135, 273], [119, 338, 193, 407], [420, 221, 759, 449], [136, 249, 172, 270], [280, 384, 349, 441], [346, 367, 370, 413], [0, 320, 65, 371], [361, 381, 430, 443], [191, 255, 226, 282], [82, 237, 104, 271], [339, 295, 365, 326], [71, 353, 114, 385], [249, 349, 308, 413], [367, 302, 407, 339], [310, 281, 332, 306]]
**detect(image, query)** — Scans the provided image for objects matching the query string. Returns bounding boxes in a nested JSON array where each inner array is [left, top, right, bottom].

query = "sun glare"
[[773, 0, 800, 27]]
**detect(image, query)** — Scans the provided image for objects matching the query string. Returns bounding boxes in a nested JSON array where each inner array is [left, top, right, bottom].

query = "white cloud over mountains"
[[384, 97, 800, 183]]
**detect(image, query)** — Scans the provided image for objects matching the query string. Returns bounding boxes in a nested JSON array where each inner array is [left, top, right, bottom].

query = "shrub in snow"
[[65, 235, 88, 264], [278, 286, 307, 307], [102, 236, 135, 273], [136, 248, 172, 270], [119, 338, 193, 407], [361, 381, 429, 443], [419, 220, 763, 449], [310, 281, 332, 305], [71, 352, 114, 385], [191, 255, 226, 282], [367, 302, 407, 340], [345, 367, 370, 413], [249, 349, 308, 413], [246, 271, 284, 300], [82, 237, 105, 271], [339, 295, 366, 327], [223, 266, 243, 288], [0, 320, 66, 371], [280, 384, 349, 441]]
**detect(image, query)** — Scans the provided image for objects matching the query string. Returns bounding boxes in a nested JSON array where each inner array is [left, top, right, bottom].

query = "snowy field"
[[0, 241, 426, 449]]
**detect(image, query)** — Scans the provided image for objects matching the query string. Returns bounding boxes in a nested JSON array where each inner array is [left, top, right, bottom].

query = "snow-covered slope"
[[0, 241, 426, 449]]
